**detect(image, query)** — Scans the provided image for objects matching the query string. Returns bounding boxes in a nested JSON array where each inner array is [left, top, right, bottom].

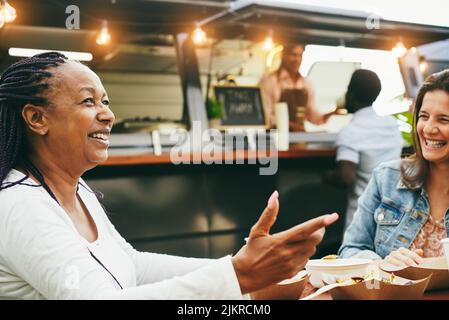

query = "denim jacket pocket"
[[374, 201, 405, 250], [374, 202, 404, 225]]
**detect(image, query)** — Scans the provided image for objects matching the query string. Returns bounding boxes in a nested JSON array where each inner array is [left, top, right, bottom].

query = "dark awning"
[[4, 0, 449, 50], [201, 0, 449, 50]]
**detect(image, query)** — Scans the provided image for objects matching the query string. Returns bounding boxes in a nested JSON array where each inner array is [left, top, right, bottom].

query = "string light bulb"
[[262, 30, 274, 51], [419, 56, 428, 73], [419, 61, 428, 72], [1, 0, 16, 23], [0, 10, 4, 29], [392, 39, 407, 58], [192, 23, 206, 45], [96, 20, 111, 46]]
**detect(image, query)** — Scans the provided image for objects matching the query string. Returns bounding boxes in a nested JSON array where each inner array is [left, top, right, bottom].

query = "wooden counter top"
[[100, 143, 336, 166]]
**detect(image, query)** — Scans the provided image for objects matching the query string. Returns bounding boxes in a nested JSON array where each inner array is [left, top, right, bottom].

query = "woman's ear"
[[22, 104, 49, 136]]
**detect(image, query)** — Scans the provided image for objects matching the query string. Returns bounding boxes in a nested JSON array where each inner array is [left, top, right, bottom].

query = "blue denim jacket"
[[338, 160, 449, 260]]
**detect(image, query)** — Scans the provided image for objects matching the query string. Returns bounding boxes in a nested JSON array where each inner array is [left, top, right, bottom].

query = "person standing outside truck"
[[323, 69, 403, 231]]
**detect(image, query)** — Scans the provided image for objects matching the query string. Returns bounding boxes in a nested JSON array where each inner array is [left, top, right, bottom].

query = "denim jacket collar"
[[396, 178, 426, 194], [396, 178, 424, 190], [396, 179, 408, 189]]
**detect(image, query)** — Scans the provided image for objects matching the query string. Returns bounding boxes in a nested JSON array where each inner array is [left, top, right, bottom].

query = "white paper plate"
[[305, 259, 372, 288], [305, 258, 371, 270]]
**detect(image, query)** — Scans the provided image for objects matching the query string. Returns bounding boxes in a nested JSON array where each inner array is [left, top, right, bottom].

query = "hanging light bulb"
[[192, 23, 206, 45], [96, 20, 111, 46], [419, 56, 428, 73], [1, 0, 16, 23], [392, 39, 407, 58], [262, 30, 274, 51], [262, 36, 274, 51], [419, 61, 428, 73], [0, 11, 4, 29]]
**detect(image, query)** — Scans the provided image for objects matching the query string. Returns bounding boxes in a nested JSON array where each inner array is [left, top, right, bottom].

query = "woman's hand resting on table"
[[231, 191, 339, 294], [383, 247, 424, 268]]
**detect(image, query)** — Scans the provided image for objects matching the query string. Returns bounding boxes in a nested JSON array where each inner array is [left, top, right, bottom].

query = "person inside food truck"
[[259, 42, 337, 131]]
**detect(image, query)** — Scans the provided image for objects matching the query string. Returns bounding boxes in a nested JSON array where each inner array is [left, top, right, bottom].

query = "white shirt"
[[0, 169, 248, 300], [336, 107, 403, 229]]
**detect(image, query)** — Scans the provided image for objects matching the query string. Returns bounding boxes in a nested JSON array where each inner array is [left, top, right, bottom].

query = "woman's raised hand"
[[231, 191, 339, 294]]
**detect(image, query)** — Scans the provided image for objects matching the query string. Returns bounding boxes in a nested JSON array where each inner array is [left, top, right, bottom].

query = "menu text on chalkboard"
[[214, 86, 267, 128]]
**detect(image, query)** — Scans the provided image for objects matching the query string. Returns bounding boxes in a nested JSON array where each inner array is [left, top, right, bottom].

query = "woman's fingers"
[[384, 255, 406, 267], [323, 212, 339, 226], [276, 213, 338, 243], [236, 204, 339, 294], [289, 239, 318, 258], [413, 248, 424, 258], [248, 191, 279, 239], [384, 247, 427, 269], [398, 247, 424, 264], [387, 249, 418, 267]]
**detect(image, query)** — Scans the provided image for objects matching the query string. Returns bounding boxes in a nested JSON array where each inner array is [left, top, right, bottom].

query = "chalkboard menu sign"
[[214, 86, 267, 128]]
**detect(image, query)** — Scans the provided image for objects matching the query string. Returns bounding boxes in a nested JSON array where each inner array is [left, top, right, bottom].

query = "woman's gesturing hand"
[[383, 247, 424, 268], [231, 191, 339, 294]]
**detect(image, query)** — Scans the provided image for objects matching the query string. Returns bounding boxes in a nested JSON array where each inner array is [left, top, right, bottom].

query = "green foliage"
[[394, 111, 414, 147], [206, 97, 223, 119]]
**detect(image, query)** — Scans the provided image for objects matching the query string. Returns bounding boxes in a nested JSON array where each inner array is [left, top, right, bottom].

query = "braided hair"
[[0, 52, 67, 197], [0, 52, 107, 206]]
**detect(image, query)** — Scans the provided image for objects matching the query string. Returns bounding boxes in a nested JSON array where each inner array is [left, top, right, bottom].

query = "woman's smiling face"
[[417, 90, 449, 164], [40, 61, 115, 170]]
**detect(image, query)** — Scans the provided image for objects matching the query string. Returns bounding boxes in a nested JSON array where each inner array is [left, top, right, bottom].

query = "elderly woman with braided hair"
[[0, 52, 338, 299]]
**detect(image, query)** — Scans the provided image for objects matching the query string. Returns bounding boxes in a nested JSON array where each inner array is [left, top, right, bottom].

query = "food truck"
[[1, 0, 449, 258]]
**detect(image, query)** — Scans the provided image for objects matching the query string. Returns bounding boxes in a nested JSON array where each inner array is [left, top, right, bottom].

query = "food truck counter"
[[101, 143, 336, 166]]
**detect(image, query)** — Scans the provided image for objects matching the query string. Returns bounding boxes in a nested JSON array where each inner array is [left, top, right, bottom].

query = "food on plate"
[[336, 277, 364, 286], [335, 272, 413, 286], [321, 254, 339, 260]]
